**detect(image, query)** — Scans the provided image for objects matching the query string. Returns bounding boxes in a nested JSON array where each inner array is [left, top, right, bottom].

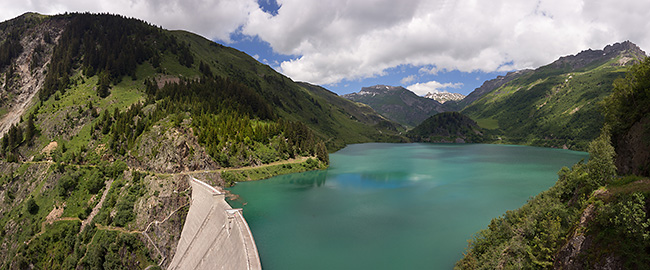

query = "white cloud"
[[242, 0, 650, 85], [419, 66, 440, 75], [407, 81, 463, 96], [400, 75, 416, 85], [0, 0, 259, 42], [3, 0, 650, 86]]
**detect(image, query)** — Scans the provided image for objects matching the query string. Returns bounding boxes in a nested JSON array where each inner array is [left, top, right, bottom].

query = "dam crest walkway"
[[167, 177, 261, 270]]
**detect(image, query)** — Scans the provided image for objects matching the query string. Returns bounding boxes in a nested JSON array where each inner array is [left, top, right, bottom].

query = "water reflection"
[[285, 169, 328, 187]]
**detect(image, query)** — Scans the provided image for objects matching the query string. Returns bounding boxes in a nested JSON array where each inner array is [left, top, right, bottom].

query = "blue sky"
[[228, 0, 511, 96], [228, 0, 507, 95], [229, 32, 507, 96], [2, 0, 649, 96]]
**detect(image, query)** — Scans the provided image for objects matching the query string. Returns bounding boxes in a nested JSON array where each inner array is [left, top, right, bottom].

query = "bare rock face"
[[550, 41, 647, 71], [0, 16, 67, 136], [554, 204, 624, 270], [555, 204, 594, 269], [134, 173, 192, 268], [129, 117, 219, 174], [613, 116, 650, 176]]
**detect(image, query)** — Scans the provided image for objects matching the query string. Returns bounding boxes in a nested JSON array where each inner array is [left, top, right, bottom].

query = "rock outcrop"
[[550, 41, 647, 70], [424, 91, 465, 103], [129, 117, 219, 174]]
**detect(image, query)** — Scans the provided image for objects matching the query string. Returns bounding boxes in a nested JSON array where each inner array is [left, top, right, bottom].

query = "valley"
[[0, 11, 648, 270]]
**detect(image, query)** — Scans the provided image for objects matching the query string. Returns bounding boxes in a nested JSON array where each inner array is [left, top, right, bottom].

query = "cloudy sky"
[[1, 0, 649, 95]]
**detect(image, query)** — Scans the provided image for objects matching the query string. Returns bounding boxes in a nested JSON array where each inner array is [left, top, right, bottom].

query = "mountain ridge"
[[460, 41, 647, 150], [342, 84, 446, 128], [424, 91, 465, 103]]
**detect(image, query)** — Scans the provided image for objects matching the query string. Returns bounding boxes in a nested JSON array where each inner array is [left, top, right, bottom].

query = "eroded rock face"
[[555, 204, 594, 269], [128, 118, 219, 174], [134, 174, 192, 268], [614, 116, 650, 176], [0, 16, 67, 136], [554, 204, 624, 270]]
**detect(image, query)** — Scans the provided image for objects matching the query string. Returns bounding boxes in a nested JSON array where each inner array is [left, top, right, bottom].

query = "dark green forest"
[[406, 112, 485, 143], [40, 13, 193, 101]]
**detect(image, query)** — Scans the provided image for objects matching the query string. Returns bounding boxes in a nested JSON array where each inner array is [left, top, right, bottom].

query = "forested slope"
[[406, 112, 484, 143], [0, 12, 399, 269], [456, 57, 650, 270]]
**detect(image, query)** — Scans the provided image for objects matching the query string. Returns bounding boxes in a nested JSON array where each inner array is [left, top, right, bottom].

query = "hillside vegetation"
[[406, 112, 484, 143], [456, 57, 650, 270], [0, 12, 401, 269], [462, 41, 646, 150]]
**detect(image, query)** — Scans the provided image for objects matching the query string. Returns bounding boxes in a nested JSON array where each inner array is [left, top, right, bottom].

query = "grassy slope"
[[0, 14, 404, 269], [171, 31, 403, 151], [457, 57, 650, 270], [462, 57, 628, 150]]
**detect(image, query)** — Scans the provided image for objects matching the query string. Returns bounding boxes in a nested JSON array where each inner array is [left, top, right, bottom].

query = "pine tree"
[[97, 70, 110, 98], [24, 115, 36, 143], [315, 141, 329, 165]]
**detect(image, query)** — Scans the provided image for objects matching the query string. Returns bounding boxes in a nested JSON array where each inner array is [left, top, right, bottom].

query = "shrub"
[[25, 197, 39, 215]]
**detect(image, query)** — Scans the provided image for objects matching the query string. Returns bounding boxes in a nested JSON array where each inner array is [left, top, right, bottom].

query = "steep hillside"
[[456, 57, 650, 270], [454, 70, 532, 109], [342, 85, 446, 128], [0, 12, 399, 269], [169, 32, 402, 150], [462, 41, 646, 150], [0, 13, 66, 135], [603, 57, 650, 176], [297, 82, 404, 134], [406, 112, 484, 143]]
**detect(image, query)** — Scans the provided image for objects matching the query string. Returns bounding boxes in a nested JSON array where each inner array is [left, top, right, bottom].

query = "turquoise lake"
[[228, 143, 588, 269]]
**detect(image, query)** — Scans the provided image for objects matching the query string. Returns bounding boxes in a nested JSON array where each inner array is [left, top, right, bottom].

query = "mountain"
[[342, 85, 446, 128], [167, 31, 402, 151], [455, 69, 532, 108], [461, 41, 647, 150], [456, 57, 650, 270], [297, 82, 403, 134], [406, 112, 484, 143], [0, 12, 402, 269], [424, 91, 465, 103]]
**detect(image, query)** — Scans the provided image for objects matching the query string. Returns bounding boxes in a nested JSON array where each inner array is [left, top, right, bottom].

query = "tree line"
[[91, 75, 328, 167]]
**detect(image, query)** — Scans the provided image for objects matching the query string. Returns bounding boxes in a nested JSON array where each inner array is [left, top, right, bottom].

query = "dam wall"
[[167, 177, 261, 270]]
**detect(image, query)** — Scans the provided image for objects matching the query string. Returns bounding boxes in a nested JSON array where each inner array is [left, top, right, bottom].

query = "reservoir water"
[[228, 143, 588, 269]]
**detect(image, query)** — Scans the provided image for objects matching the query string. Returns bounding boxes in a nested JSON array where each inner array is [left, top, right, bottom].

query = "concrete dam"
[[168, 177, 261, 270]]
